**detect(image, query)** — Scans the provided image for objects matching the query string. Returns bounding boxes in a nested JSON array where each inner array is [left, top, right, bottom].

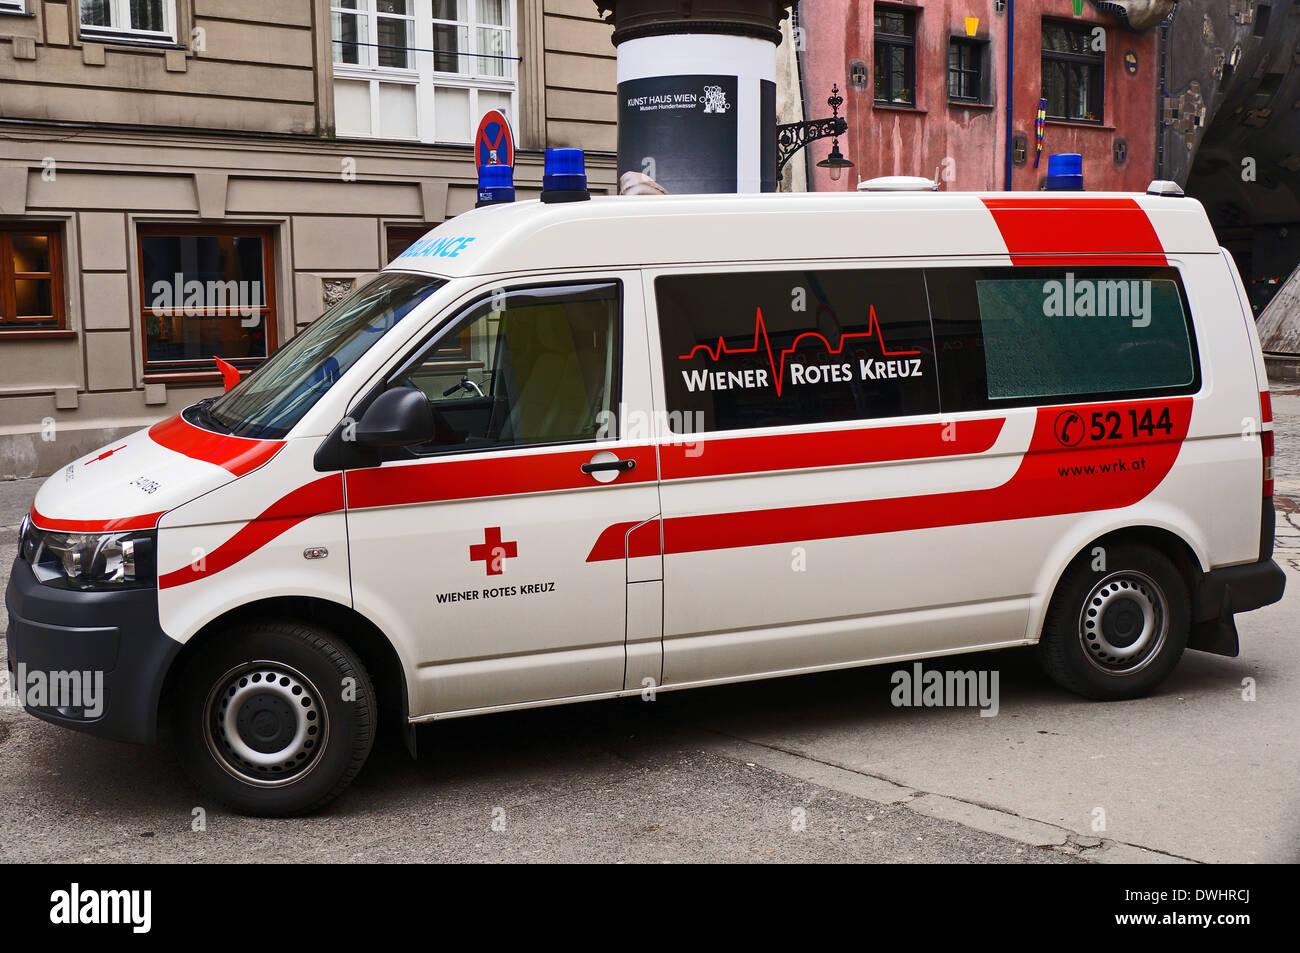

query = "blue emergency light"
[[541, 148, 590, 203], [1045, 153, 1084, 191], [476, 163, 515, 207]]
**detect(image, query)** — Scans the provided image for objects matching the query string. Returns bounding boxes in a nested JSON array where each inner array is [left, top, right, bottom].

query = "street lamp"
[[777, 84, 853, 181], [817, 140, 854, 182], [814, 85, 854, 182]]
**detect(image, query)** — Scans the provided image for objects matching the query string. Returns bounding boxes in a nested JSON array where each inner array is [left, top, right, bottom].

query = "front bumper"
[[4, 556, 180, 744]]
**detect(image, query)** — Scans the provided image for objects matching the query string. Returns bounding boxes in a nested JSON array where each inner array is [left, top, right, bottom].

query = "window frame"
[[1040, 19, 1106, 124], [331, 0, 418, 71], [79, 0, 178, 45], [925, 264, 1202, 414], [0, 1, 26, 15], [331, 0, 518, 144], [947, 36, 987, 105], [0, 225, 68, 338], [873, 5, 918, 108], [653, 265, 942, 436], [136, 223, 279, 382], [376, 277, 625, 460]]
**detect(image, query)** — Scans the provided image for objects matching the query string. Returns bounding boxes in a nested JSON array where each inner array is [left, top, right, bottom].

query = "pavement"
[[1, 395, 1298, 864]]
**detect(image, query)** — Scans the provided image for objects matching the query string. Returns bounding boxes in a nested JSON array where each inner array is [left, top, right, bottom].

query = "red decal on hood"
[[29, 507, 166, 534], [981, 196, 1167, 266], [158, 475, 344, 589], [84, 445, 127, 466], [148, 413, 282, 477]]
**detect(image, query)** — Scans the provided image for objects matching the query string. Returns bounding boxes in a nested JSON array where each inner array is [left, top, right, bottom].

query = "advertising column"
[[597, 1, 791, 194]]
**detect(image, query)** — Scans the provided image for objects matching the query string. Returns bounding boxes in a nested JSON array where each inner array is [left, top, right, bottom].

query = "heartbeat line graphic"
[[677, 306, 922, 396]]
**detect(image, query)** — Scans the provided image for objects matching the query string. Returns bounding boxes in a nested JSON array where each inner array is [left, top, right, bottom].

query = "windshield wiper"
[[188, 397, 231, 435]]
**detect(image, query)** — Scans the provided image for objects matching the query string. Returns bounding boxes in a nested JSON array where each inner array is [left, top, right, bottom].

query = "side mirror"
[[354, 388, 435, 447]]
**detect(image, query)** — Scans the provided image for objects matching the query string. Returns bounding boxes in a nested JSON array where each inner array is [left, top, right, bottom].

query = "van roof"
[[389, 190, 1221, 279]]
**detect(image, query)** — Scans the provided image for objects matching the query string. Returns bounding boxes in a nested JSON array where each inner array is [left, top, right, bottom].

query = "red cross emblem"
[[469, 527, 517, 576]]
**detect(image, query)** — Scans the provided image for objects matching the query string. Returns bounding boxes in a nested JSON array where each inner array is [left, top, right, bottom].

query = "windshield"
[[198, 272, 445, 439]]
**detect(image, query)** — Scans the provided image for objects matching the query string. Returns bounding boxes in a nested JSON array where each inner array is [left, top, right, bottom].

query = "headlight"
[[21, 524, 156, 590]]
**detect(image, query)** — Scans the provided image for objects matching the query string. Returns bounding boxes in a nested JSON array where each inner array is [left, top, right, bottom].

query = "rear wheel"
[[1037, 542, 1190, 700], [173, 620, 375, 816]]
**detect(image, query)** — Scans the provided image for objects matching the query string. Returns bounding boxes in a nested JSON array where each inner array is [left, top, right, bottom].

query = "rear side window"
[[927, 266, 1199, 411], [656, 269, 939, 433]]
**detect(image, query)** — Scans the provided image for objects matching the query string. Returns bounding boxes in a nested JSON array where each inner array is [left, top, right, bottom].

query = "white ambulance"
[[6, 153, 1285, 815]]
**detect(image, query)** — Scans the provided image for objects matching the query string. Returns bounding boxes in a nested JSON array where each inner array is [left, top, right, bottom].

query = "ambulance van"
[[6, 155, 1285, 814]]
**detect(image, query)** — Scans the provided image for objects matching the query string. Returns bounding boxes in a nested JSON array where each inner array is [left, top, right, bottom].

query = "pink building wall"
[[798, 0, 1160, 193]]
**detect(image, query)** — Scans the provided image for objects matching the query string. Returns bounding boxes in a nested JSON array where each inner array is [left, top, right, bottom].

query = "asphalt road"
[[2, 394, 1298, 864]]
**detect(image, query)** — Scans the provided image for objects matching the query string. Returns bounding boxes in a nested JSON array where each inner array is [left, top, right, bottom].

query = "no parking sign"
[[475, 110, 514, 169]]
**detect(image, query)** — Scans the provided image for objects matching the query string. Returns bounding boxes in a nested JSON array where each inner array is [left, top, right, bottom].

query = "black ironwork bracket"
[[776, 116, 848, 174]]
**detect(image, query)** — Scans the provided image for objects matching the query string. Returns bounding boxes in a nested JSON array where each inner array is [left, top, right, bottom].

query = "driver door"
[[344, 274, 662, 716]]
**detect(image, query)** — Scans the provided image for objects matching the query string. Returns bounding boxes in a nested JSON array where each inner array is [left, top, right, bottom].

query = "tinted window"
[[656, 269, 938, 433], [927, 266, 1198, 411]]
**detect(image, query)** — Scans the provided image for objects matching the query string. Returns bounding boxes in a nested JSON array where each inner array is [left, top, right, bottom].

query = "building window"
[[332, 0, 415, 69], [332, 0, 517, 144], [948, 38, 986, 103], [79, 0, 177, 44], [0, 226, 65, 333], [874, 7, 916, 107], [0, 1, 26, 15], [138, 226, 277, 377], [1042, 20, 1104, 123]]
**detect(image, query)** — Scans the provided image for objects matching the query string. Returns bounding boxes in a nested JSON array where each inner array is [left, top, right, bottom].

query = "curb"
[[1265, 354, 1300, 383]]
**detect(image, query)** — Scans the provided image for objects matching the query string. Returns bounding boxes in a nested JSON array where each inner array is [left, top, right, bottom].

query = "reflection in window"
[[139, 230, 274, 375], [0, 227, 64, 332], [395, 282, 620, 453]]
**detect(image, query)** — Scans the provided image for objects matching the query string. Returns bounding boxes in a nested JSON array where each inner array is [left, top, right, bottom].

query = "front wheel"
[[1037, 542, 1190, 700], [173, 621, 376, 816]]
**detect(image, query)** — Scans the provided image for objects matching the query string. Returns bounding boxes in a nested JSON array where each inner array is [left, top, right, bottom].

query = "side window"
[[927, 266, 1199, 412], [392, 281, 621, 453], [656, 269, 939, 434]]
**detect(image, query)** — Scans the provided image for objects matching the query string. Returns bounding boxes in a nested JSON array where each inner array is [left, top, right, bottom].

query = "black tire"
[[172, 620, 376, 816], [1037, 542, 1190, 700]]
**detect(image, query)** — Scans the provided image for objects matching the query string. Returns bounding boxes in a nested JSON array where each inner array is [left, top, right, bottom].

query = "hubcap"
[[1078, 571, 1168, 675], [203, 661, 328, 788]]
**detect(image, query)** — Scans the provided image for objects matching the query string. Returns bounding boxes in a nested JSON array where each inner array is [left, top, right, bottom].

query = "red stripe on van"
[[660, 417, 1004, 480], [29, 507, 166, 534], [589, 398, 1192, 561], [981, 197, 1167, 266], [148, 413, 282, 477], [344, 445, 660, 510], [157, 474, 344, 589]]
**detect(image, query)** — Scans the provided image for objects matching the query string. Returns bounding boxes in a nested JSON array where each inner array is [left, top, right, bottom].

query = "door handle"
[[581, 458, 636, 474]]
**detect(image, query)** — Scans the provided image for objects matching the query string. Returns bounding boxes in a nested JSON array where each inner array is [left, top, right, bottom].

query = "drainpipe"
[[1003, 0, 1015, 191], [1003, 0, 1013, 191]]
